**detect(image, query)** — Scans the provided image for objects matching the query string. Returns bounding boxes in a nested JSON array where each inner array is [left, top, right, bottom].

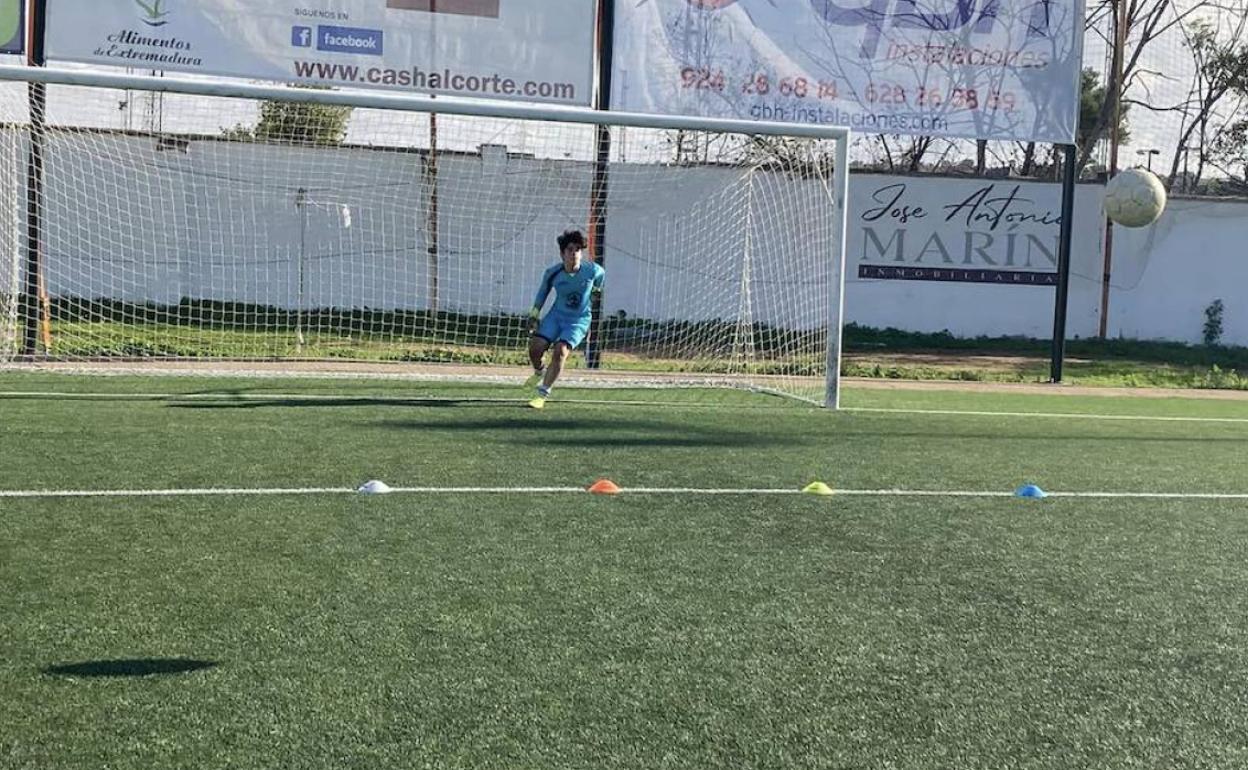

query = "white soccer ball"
[[1104, 168, 1167, 228]]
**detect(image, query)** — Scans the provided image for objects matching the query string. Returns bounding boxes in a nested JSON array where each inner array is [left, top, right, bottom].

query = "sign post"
[[22, 0, 46, 355], [1050, 144, 1078, 383]]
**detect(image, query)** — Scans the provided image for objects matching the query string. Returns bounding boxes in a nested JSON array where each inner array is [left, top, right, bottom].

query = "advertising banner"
[[46, 0, 595, 105], [853, 175, 1072, 285], [611, 0, 1084, 143]]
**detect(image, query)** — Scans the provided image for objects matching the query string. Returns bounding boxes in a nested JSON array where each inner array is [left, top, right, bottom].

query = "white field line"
[[843, 407, 1248, 424], [0, 486, 583, 498], [3, 390, 1248, 422], [3, 486, 1248, 500]]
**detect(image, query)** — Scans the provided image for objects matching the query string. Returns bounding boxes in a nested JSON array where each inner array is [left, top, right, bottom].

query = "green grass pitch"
[[3, 372, 1248, 769]]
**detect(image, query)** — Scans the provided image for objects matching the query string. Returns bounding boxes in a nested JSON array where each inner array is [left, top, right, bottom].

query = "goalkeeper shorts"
[[536, 314, 591, 349]]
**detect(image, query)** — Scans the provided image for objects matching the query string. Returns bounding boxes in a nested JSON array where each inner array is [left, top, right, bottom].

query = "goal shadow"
[[379, 415, 811, 448], [42, 658, 218, 678]]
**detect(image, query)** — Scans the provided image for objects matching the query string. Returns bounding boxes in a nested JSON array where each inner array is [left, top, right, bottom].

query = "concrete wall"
[[1108, 196, 1248, 346]]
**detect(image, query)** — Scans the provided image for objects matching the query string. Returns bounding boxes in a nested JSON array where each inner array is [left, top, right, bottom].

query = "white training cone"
[[357, 480, 393, 495]]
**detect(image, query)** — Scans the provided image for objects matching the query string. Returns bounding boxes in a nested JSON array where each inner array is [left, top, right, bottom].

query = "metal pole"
[[1098, 0, 1127, 338], [428, 113, 439, 316], [1051, 144, 1077, 383], [825, 134, 851, 408], [732, 170, 755, 370], [585, 0, 614, 369], [427, 0, 439, 317], [296, 188, 307, 350], [21, 0, 47, 355]]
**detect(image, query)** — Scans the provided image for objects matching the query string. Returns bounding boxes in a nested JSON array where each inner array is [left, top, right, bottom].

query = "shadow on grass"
[[43, 658, 217, 678], [379, 415, 806, 448], [165, 397, 803, 446], [170, 398, 500, 409]]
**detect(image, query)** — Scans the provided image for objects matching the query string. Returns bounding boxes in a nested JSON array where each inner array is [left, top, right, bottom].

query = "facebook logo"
[[316, 25, 384, 55], [291, 26, 312, 47]]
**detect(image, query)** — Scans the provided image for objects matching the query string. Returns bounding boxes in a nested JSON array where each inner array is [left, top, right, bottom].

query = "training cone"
[[802, 481, 835, 496], [1015, 483, 1048, 499], [587, 478, 622, 495], [357, 480, 393, 495]]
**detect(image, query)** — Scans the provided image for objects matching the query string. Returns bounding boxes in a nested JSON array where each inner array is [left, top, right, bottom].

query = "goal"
[[0, 65, 850, 406]]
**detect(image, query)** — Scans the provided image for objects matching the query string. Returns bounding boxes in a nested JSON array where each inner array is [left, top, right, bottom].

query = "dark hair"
[[557, 229, 587, 252]]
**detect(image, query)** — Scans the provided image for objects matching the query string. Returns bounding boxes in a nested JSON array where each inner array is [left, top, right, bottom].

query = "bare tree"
[[1157, 15, 1248, 191], [1077, 0, 1219, 173]]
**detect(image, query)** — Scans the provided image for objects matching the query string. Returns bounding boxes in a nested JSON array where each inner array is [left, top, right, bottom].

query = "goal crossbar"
[[0, 65, 850, 143]]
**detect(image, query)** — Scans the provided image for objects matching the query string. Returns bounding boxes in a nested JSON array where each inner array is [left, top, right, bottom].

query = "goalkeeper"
[[524, 229, 605, 409]]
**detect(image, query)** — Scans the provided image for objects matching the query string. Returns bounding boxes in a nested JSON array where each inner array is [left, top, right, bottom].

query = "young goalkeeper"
[[524, 229, 605, 409]]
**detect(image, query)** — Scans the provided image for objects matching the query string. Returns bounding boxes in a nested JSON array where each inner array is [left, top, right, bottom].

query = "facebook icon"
[[291, 26, 312, 47]]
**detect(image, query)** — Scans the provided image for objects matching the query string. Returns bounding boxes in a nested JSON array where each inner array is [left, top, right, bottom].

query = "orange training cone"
[[587, 478, 622, 495]]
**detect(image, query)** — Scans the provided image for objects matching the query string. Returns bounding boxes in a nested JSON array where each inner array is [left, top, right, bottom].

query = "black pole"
[[427, 0, 439, 316], [428, 112, 440, 315], [585, 0, 614, 369], [1050, 143, 1077, 383], [21, 0, 47, 356]]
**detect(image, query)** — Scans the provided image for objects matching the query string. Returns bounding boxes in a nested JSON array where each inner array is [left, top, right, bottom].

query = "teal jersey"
[[533, 261, 605, 321]]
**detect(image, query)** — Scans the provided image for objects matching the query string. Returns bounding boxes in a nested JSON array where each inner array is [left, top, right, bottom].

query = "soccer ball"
[[1104, 168, 1167, 228]]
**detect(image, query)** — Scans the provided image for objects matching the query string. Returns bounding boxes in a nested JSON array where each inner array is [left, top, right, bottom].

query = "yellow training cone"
[[802, 481, 834, 496]]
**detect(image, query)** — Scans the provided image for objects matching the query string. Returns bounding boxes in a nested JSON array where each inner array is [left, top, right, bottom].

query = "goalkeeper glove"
[[527, 307, 540, 333]]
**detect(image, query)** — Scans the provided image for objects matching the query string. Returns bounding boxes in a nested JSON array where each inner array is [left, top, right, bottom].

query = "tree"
[[1161, 17, 1248, 191], [1077, 0, 1214, 174], [1079, 68, 1131, 157], [223, 92, 352, 146], [1209, 117, 1248, 182], [863, 134, 950, 173], [254, 100, 352, 145]]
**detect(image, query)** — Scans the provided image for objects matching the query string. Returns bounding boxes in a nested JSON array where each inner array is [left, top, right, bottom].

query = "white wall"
[[1109, 197, 1248, 346], [8, 133, 1247, 346], [33, 134, 837, 330]]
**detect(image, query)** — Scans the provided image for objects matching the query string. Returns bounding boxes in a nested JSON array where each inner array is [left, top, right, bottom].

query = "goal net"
[[0, 66, 849, 406]]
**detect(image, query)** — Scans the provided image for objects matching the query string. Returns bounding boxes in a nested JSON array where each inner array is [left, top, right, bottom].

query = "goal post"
[[0, 64, 851, 406]]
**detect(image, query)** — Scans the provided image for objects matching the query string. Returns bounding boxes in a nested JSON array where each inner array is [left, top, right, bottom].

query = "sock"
[[537, 384, 551, 397]]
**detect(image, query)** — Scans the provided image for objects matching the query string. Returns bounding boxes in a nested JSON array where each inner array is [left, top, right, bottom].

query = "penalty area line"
[[3, 486, 1248, 500], [0, 486, 583, 498]]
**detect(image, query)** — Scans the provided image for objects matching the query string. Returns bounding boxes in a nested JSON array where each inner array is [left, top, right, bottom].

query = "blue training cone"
[[1014, 483, 1048, 499]]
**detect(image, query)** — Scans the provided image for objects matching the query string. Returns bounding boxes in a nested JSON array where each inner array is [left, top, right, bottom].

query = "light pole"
[[1136, 148, 1160, 172]]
